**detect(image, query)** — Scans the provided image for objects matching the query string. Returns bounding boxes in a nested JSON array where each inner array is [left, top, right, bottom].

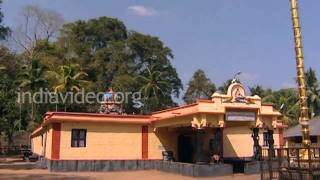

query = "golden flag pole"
[[289, 0, 310, 147]]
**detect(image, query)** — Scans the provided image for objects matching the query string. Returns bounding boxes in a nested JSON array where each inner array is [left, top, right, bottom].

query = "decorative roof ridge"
[[45, 111, 151, 118], [151, 102, 199, 115]]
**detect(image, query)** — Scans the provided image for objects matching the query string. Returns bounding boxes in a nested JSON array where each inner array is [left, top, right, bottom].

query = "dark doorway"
[[224, 159, 245, 173], [233, 161, 245, 173], [178, 135, 193, 163]]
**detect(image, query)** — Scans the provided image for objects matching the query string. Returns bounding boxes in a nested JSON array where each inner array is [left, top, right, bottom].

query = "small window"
[[71, 129, 87, 147]]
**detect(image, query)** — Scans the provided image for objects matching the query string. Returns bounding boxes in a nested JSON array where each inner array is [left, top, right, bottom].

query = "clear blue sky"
[[2, 0, 320, 93]]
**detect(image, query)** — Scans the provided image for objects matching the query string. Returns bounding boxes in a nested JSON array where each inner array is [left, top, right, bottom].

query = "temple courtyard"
[[0, 157, 260, 180], [0, 158, 258, 180], [0, 169, 259, 180]]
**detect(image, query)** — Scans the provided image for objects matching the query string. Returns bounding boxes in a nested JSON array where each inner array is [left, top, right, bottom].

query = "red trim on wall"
[[51, 123, 61, 160], [278, 128, 284, 147], [142, 126, 148, 159]]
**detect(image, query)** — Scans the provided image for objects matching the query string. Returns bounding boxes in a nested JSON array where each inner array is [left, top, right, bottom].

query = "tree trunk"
[[30, 91, 35, 122], [31, 101, 35, 122]]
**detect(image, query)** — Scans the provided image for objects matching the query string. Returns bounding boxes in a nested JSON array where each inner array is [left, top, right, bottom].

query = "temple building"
[[30, 81, 285, 173]]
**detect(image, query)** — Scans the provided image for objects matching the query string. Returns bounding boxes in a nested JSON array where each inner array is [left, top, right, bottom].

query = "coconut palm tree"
[[136, 65, 170, 113], [263, 88, 300, 126], [305, 68, 320, 117], [48, 63, 90, 111], [307, 83, 320, 117], [18, 59, 48, 122], [305, 68, 318, 89], [137, 66, 170, 98]]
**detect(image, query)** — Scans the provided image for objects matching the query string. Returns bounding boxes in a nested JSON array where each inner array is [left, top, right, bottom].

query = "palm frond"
[[136, 75, 149, 83], [73, 72, 88, 80], [54, 84, 66, 93], [19, 80, 32, 88]]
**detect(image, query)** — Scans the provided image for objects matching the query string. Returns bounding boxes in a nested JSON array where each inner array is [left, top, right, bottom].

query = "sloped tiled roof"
[[284, 117, 320, 137]]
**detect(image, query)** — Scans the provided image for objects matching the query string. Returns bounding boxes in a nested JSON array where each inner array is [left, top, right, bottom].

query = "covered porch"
[[151, 112, 263, 164], [153, 126, 223, 164], [151, 112, 225, 164], [150, 111, 278, 173]]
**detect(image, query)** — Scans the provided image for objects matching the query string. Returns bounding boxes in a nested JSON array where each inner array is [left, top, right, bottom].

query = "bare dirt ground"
[[0, 169, 260, 180], [0, 157, 260, 180]]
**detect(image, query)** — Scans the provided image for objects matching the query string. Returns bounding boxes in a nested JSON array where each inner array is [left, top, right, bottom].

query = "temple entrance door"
[[178, 135, 193, 163]]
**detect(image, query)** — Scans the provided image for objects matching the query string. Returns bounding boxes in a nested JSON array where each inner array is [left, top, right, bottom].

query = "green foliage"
[[128, 31, 182, 93], [48, 63, 90, 111], [0, 47, 27, 145], [305, 68, 320, 117], [249, 85, 272, 98], [137, 65, 171, 113], [250, 85, 300, 126], [57, 17, 183, 113], [49, 63, 89, 93], [248, 68, 320, 126], [218, 79, 233, 94], [137, 66, 170, 99], [305, 68, 318, 89], [0, 90, 19, 144], [263, 88, 300, 126], [18, 59, 48, 92], [0, 0, 10, 40], [3, 3, 320, 147], [183, 69, 216, 104], [58, 17, 128, 73], [17, 59, 48, 122]]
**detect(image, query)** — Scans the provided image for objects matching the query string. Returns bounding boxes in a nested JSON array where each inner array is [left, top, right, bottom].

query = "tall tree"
[[183, 69, 216, 104], [11, 5, 64, 60], [58, 17, 182, 113], [18, 59, 48, 123], [59, 16, 128, 83], [305, 68, 320, 117], [137, 67, 169, 99], [305, 68, 318, 89], [0, 0, 10, 40], [0, 47, 25, 144], [308, 85, 320, 117], [127, 32, 182, 103], [0, 91, 20, 145], [136, 65, 171, 113]]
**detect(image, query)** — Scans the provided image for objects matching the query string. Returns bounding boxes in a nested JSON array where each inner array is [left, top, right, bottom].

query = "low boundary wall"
[[38, 159, 233, 177]]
